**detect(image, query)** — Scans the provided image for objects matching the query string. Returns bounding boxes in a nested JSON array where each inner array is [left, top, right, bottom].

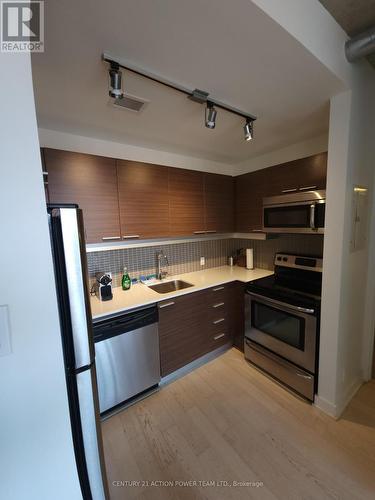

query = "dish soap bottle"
[[121, 267, 131, 291]]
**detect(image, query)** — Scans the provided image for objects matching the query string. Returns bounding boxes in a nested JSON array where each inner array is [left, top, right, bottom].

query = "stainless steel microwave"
[[262, 190, 325, 234]]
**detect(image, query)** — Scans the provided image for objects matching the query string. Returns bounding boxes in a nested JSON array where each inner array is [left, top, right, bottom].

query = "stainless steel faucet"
[[156, 251, 169, 280]]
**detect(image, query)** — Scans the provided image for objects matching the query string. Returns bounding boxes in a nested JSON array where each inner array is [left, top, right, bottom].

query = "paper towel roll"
[[246, 248, 254, 270]]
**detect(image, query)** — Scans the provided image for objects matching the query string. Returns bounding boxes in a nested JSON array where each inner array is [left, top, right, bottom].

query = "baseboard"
[[314, 377, 363, 419], [314, 395, 339, 418], [160, 343, 232, 386]]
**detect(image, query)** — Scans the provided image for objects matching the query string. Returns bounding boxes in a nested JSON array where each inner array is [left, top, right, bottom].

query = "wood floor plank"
[[102, 349, 375, 500]]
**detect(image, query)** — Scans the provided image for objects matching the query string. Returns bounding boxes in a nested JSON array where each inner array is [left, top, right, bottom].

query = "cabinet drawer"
[[207, 329, 232, 350], [207, 312, 229, 329], [206, 284, 230, 304]]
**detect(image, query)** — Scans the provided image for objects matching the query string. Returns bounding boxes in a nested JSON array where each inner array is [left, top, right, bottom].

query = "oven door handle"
[[247, 291, 315, 315]]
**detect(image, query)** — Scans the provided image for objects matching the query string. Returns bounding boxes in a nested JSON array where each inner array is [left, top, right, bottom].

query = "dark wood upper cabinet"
[[235, 153, 327, 232], [117, 160, 170, 239], [169, 167, 205, 236], [235, 168, 268, 232], [44, 148, 121, 244], [204, 173, 235, 233], [266, 152, 327, 195]]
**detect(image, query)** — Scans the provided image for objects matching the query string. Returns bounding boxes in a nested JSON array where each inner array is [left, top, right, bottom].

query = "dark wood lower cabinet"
[[158, 282, 245, 376], [229, 282, 246, 352], [158, 290, 209, 376]]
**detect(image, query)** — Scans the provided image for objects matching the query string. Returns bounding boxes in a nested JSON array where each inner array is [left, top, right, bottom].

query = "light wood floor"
[[102, 348, 375, 500]]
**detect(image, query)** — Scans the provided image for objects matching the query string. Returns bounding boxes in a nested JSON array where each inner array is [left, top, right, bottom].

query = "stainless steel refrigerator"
[[48, 204, 109, 500]]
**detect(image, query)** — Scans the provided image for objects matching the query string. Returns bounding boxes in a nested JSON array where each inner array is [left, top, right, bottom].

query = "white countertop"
[[90, 266, 273, 320]]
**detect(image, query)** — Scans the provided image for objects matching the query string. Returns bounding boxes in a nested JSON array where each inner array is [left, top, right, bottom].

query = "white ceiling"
[[32, 0, 344, 164]]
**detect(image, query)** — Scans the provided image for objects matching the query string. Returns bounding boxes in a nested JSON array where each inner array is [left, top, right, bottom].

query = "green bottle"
[[121, 266, 131, 291]]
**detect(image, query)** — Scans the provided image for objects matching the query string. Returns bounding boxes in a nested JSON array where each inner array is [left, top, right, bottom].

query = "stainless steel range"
[[245, 253, 322, 401]]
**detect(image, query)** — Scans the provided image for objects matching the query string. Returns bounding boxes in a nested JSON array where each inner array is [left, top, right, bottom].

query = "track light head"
[[205, 102, 217, 129], [109, 63, 123, 99], [244, 119, 254, 141]]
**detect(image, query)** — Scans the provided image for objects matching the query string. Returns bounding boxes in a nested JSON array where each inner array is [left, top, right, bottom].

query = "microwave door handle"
[[310, 203, 316, 229]]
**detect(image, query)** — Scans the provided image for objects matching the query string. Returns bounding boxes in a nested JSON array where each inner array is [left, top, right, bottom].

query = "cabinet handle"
[[296, 372, 313, 380], [250, 229, 263, 232], [213, 318, 225, 325], [193, 231, 206, 234], [159, 301, 175, 309], [42, 171, 48, 175], [205, 230, 217, 233], [299, 185, 317, 191], [214, 333, 225, 340], [281, 188, 298, 193], [213, 302, 225, 308], [102, 236, 121, 241], [123, 235, 140, 239], [213, 286, 224, 292]]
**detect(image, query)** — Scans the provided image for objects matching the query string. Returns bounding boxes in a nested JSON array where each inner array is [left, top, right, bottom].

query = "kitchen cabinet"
[[117, 160, 170, 239], [158, 290, 210, 376], [168, 167, 205, 236], [229, 282, 246, 352], [204, 173, 235, 233], [45, 148, 121, 243], [158, 282, 243, 376], [267, 152, 327, 195], [235, 168, 268, 232], [235, 153, 327, 232]]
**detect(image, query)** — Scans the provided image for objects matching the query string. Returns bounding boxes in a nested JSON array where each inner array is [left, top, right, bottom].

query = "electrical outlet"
[[200, 257, 205, 266], [0, 305, 12, 357]]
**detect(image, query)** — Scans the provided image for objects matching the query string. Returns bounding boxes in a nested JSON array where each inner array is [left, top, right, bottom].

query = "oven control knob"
[[277, 256, 282, 261], [283, 257, 288, 262]]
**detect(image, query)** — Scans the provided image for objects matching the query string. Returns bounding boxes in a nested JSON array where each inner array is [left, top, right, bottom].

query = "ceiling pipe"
[[345, 26, 375, 62]]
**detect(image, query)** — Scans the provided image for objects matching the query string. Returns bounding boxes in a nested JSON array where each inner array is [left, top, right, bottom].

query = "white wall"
[[233, 134, 328, 175], [0, 54, 82, 499], [317, 74, 375, 416], [38, 128, 233, 175]]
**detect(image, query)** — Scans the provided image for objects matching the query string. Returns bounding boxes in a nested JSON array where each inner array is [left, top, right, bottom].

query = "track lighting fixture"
[[103, 54, 257, 139], [205, 102, 217, 129], [108, 63, 123, 99], [244, 119, 254, 141]]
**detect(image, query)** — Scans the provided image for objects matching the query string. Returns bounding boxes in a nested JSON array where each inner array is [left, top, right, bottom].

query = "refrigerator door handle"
[[60, 208, 95, 368]]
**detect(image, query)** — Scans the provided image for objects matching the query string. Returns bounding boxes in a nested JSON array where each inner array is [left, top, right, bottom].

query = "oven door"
[[262, 200, 325, 234], [245, 292, 317, 373]]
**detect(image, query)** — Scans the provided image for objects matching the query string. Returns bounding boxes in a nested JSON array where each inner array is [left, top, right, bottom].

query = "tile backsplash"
[[86, 235, 324, 288]]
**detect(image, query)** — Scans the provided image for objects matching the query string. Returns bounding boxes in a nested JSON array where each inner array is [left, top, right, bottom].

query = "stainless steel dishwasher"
[[93, 305, 160, 415]]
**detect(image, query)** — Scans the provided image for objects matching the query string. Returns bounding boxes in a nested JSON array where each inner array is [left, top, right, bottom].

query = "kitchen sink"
[[148, 280, 193, 294]]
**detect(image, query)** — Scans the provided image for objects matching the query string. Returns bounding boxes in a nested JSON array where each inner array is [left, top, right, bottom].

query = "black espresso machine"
[[92, 272, 113, 301]]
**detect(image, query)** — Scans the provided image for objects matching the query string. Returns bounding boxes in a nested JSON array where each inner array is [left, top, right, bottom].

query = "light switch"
[[0, 305, 12, 356]]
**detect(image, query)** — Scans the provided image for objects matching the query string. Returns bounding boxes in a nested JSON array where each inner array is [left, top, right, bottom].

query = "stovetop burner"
[[247, 253, 322, 309]]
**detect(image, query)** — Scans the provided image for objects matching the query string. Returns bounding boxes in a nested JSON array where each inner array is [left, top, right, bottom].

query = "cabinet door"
[[169, 168, 205, 236], [235, 168, 267, 232], [204, 173, 234, 233], [229, 282, 245, 352], [117, 160, 170, 239], [268, 152, 327, 195], [45, 148, 120, 244], [158, 291, 209, 376]]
